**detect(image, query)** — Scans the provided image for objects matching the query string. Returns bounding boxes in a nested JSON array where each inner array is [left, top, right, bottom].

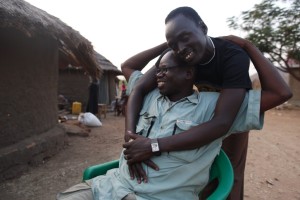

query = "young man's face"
[[165, 14, 207, 65]]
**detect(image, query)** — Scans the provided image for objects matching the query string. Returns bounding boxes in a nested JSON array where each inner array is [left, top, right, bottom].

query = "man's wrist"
[[151, 138, 161, 156]]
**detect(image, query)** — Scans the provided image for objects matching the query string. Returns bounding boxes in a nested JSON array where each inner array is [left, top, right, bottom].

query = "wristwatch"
[[151, 138, 161, 156]]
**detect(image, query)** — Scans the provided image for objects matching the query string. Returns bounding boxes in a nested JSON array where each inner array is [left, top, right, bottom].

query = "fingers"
[[123, 151, 135, 165], [127, 131, 138, 139], [127, 157, 135, 165], [123, 149, 129, 156], [135, 163, 148, 183], [132, 164, 141, 183], [128, 163, 148, 183], [122, 138, 135, 148], [128, 165, 134, 180], [144, 160, 159, 171], [124, 130, 136, 142], [124, 155, 129, 160]]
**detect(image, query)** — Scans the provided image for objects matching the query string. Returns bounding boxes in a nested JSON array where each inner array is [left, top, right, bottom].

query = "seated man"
[[56, 36, 291, 200]]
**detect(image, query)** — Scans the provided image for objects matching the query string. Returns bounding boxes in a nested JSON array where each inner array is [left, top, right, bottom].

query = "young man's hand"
[[123, 133, 154, 164]]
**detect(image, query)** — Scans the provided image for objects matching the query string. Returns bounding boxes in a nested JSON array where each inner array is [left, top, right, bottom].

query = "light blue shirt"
[[92, 71, 264, 200]]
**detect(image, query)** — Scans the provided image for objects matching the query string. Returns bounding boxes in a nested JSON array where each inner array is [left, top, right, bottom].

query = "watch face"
[[151, 143, 159, 152]]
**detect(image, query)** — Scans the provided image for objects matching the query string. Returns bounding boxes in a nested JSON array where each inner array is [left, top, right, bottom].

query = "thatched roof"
[[94, 52, 122, 75], [0, 0, 102, 78]]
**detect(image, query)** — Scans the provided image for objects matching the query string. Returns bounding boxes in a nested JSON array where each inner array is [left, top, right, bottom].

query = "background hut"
[[0, 0, 101, 181], [58, 52, 122, 113], [58, 66, 91, 111], [94, 52, 123, 105]]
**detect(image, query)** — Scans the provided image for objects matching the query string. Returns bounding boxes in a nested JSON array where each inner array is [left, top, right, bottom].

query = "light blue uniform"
[[92, 71, 264, 200]]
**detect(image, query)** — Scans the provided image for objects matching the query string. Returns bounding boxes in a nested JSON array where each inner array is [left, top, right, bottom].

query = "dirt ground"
[[0, 107, 299, 200]]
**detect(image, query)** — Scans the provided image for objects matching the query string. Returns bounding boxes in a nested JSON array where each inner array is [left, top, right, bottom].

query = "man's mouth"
[[157, 81, 165, 88], [179, 49, 195, 63]]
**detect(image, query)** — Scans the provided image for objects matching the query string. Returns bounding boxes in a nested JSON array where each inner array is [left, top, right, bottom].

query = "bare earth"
[[0, 108, 299, 200]]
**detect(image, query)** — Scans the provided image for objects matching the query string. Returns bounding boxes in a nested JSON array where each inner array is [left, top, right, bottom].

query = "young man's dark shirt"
[[195, 37, 252, 92]]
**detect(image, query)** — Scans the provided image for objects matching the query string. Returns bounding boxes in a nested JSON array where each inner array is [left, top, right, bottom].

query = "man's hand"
[[123, 132, 154, 164], [127, 160, 159, 184], [124, 130, 134, 142], [220, 35, 248, 49]]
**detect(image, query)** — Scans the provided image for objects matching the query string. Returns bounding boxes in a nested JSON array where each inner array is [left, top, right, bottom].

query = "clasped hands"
[[123, 131, 159, 184]]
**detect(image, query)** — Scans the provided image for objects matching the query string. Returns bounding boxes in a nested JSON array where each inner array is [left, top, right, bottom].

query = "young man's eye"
[[180, 34, 190, 42], [167, 40, 177, 50]]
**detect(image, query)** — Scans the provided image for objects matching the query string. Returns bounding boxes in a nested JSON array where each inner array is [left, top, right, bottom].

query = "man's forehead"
[[159, 52, 178, 66]]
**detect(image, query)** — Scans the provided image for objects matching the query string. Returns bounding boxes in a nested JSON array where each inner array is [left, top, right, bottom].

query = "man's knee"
[[56, 181, 93, 200]]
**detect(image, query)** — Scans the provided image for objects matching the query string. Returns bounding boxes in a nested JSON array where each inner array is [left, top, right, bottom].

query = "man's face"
[[156, 52, 186, 97], [165, 14, 207, 65]]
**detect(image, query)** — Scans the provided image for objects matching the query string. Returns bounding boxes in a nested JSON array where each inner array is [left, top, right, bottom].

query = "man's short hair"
[[165, 6, 208, 35]]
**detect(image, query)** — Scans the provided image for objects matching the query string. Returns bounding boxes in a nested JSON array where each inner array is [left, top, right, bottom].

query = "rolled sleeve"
[[226, 90, 264, 136], [126, 71, 143, 96]]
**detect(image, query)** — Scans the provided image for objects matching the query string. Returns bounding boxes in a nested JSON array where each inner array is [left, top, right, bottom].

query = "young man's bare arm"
[[121, 43, 168, 183], [121, 43, 168, 141], [221, 35, 292, 111]]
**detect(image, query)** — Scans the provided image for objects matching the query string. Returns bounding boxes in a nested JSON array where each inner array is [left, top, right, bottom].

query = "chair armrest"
[[82, 160, 119, 181]]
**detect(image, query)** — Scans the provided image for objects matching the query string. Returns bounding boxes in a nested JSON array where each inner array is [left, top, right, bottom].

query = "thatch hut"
[[58, 52, 122, 112], [0, 0, 101, 180], [94, 52, 123, 105], [58, 66, 91, 111]]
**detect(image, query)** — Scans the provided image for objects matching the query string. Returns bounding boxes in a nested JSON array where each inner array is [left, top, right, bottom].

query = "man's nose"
[[177, 43, 186, 55], [156, 71, 164, 78]]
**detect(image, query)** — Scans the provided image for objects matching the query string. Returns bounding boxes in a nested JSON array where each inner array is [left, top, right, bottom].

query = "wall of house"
[[0, 28, 59, 147], [108, 73, 118, 104], [58, 68, 90, 111], [0, 28, 65, 180], [98, 71, 118, 105], [98, 71, 109, 104]]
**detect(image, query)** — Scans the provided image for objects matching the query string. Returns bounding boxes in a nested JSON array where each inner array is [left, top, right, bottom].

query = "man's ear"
[[185, 68, 194, 80]]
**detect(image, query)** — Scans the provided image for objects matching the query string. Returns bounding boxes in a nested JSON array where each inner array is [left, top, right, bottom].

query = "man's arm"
[[121, 43, 168, 142], [123, 36, 293, 164], [124, 90, 245, 163], [221, 35, 292, 111], [121, 42, 167, 81], [121, 43, 168, 183]]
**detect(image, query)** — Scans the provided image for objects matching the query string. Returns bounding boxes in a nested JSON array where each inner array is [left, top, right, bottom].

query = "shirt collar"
[[157, 90, 199, 104]]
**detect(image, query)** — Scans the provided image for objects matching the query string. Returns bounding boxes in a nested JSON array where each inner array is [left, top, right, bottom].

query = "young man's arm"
[[123, 91, 245, 164], [221, 35, 292, 111], [121, 43, 168, 183], [121, 43, 168, 142], [123, 36, 293, 164]]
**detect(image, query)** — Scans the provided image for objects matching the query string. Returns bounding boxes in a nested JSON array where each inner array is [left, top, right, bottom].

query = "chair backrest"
[[206, 149, 234, 200], [82, 149, 233, 200]]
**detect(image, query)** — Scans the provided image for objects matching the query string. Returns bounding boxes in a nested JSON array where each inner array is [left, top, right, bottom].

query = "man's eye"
[[168, 42, 176, 50], [180, 34, 190, 42]]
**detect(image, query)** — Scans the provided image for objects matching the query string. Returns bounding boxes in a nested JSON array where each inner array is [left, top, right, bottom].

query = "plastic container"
[[72, 102, 82, 114]]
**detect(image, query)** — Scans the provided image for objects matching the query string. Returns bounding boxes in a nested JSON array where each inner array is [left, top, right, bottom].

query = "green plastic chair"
[[83, 149, 233, 200]]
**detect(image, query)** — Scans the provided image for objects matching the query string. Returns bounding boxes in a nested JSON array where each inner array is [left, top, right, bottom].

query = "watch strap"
[[151, 138, 161, 156]]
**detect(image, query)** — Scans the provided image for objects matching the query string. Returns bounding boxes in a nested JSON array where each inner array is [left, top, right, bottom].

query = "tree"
[[227, 0, 300, 81]]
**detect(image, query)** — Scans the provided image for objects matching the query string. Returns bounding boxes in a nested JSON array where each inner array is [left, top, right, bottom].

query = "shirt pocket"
[[173, 119, 199, 135], [168, 119, 200, 163], [136, 111, 156, 137]]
